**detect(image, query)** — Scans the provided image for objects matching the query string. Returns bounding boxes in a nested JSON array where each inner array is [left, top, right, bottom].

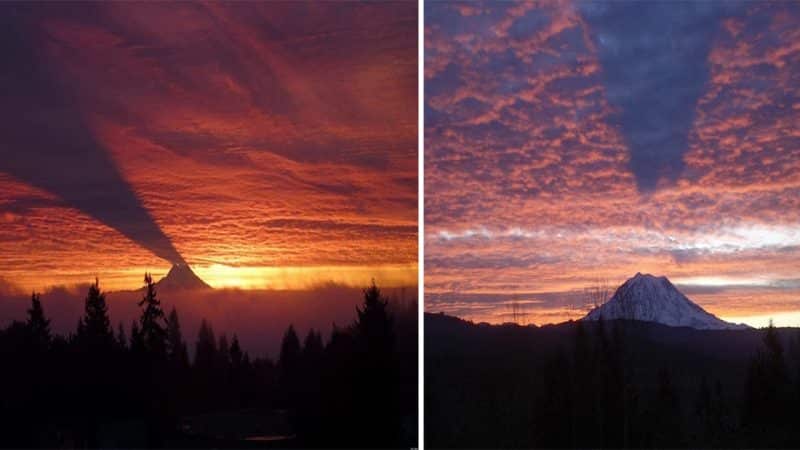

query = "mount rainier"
[[583, 273, 750, 330]]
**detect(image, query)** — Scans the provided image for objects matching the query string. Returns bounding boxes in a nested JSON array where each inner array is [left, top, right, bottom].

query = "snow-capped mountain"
[[583, 273, 749, 330], [154, 264, 212, 291]]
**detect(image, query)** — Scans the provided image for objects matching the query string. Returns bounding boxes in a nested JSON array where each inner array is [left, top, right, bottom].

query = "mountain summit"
[[583, 273, 749, 330], [155, 264, 212, 291]]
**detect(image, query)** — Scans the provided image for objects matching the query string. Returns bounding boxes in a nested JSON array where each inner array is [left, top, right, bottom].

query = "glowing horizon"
[[2, 262, 418, 295]]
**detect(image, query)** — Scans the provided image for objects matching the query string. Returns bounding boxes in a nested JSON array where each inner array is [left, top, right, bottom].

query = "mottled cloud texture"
[[0, 2, 417, 291], [425, 1, 800, 326]]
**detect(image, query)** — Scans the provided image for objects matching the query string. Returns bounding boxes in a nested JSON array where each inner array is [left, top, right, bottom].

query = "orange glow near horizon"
[[0, 3, 417, 299], [194, 263, 418, 291], [2, 263, 417, 295]]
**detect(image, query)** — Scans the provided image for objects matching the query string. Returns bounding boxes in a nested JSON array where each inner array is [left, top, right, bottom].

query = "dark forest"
[[0, 276, 417, 448], [426, 313, 800, 448]]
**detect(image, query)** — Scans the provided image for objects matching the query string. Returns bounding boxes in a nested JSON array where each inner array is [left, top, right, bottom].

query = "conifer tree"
[[743, 320, 790, 433], [279, 325, 301, 373], [303, 329, 324, 361], [138, 273, 167, 358], [78, 278, 113, 351], [26, 291, 50, 349], [165, 307, 189, 368], [279, 325, 301, 404], [194, 319, 217, 371], [355, 280, 394, 356], [353, 281, 400, 446]]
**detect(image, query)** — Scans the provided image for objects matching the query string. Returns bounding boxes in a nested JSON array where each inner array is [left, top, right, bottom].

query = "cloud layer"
[[425, 1, 800, 326], [0, 2, 418, 292]]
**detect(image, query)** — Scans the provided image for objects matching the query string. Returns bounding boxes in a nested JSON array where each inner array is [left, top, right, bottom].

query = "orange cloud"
[[0, 2, 417, 293]]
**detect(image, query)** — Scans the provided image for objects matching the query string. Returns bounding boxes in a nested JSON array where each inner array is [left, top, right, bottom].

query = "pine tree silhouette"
[[194, 319, 217, 372], [352, 280, 400, 446], [138, 273, 167, 358], [279, 324, 301, 405], [77, 278, 113, 352], [743, 321, 791, 444], [165, 307, 189, 368], [279, 325, 301, 370], [356, 280, 395, 356], [26, 291, 50, 350], [303, 329, 324, 362]]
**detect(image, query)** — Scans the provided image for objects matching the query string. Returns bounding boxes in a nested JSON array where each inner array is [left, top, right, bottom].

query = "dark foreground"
[[426, 312, 800, 448], [0, 278, 417, 448]]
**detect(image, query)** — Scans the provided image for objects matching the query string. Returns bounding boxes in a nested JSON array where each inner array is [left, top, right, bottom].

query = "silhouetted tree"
[[279, 325, 301, 369], [194, 319, 217, 372], [352, 281, 400, 446], [316, 324, 358, 445], [25, 291, 50, 351], [138, 273, 167, 358], [295, 328, 325, 439], [72, 279, 115, 447], [0, 278, 418, 448], [279, 324, 301, 406], [743, 321, 791, 445], [303, 329, 324, 362], [77, 278, 113, 352], [165, 307, 189, 369], [356, 280, 395, 357]]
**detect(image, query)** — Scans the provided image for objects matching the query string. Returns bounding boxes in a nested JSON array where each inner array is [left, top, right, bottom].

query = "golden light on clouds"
[[194, 263, 418, 291], [0, 2, 417, 295]]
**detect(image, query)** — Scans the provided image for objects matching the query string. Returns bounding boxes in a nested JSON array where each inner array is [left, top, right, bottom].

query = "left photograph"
[[0, 2, 418, 448]]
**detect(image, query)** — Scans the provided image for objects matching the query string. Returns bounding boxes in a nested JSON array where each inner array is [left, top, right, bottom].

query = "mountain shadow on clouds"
[[578, 2, 741, 192], [0, 8, 185, 265]]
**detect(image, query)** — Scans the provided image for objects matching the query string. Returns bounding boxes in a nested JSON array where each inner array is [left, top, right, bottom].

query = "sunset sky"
[[0, 2, 417, 293], [425, 1, 800, 327]]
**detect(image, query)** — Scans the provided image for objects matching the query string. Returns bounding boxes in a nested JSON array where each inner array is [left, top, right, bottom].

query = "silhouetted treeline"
[[426, 313, 800, 448], [0, 277, 417, 448]]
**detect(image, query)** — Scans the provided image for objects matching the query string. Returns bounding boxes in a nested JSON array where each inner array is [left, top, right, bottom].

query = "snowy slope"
[[583, 273, 749, 330]]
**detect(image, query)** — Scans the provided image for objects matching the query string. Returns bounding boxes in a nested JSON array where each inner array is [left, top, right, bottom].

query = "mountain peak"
[[630, 272, 665, 282], [155, 264, 212, 291], [583, 273, 749, 330]]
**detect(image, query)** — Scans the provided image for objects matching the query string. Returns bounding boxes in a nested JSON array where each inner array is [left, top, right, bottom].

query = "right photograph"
[[425, 1, 800, 449]]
